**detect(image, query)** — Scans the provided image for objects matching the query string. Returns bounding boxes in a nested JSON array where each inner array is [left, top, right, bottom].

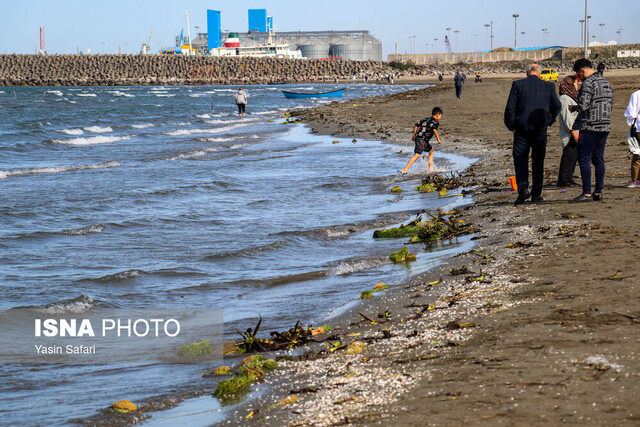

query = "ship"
[[209, 31, 302, 59]]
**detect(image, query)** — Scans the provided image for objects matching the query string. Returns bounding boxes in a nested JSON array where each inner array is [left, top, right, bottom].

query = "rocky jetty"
[[0, 54, 393, 86]]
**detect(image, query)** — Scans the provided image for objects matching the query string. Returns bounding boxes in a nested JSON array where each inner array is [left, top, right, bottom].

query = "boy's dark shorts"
[[414, 137, 433, 154]]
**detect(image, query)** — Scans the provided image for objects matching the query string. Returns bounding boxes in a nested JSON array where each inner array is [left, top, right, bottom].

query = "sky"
[[0, 0, 638, 57]]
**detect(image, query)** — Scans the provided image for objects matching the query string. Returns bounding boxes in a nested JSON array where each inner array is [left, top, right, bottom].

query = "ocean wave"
[[156, 94, 176, 97], [164, 123, 248, 136], [108, 90, 135, 98], [17, 295, 96, 314], [76, 93, 97, 97], [166, 147, 222, 161], [131, 123, 154, 129], [198, 137, 236, 143], [83, 126, 113, 133], [251, 110, 279, 115], [95, 269, 144, 283], [55, 128, 84, 135], [205, 241, 284, 261], [0, 161, 120, 179], [52, 135, 130, 146], [327, 257, 389, 276], [168, 122, 191, 126], [196, 113, 212, 119], [61, 224, 106, 236], [188, 93, 207, 98], [47, 90, 63, 96]]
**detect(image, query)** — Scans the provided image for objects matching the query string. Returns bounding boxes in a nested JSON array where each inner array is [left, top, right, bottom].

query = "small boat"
[[281, 88, 345, 99]]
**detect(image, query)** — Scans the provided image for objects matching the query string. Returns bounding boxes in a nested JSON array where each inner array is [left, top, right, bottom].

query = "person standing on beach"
[[399, 107, 443, 175], [569, 58, 614, 202], [454, 71, 464, 98], [597, 62, 606, 76], [234, 88, 248, 117], [504, 63, 561, 205], [557, 76, 580, 187], [623, 87, 640, 187]]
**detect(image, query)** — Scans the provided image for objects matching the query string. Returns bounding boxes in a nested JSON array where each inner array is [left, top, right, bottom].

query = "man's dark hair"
[[573, 58, 593, 72], [432, 107, 443, 116]]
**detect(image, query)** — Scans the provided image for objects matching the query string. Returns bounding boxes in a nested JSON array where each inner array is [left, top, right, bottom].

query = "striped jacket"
[[572, 72, 614, 133]]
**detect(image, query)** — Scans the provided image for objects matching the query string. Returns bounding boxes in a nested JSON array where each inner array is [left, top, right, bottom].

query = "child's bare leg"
[[428, 149, 435, 172], [401, 153, 421, 173]]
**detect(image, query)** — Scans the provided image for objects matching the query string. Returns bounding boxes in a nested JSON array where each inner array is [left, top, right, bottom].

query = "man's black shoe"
[[570, 194, 592, 203], [567, 180, 580, 187], [514, 191, 531, 205], [592, 193, 603, 201], [531, 196, 544, 203]]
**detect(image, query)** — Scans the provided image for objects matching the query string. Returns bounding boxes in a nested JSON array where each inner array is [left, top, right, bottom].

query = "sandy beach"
[[213, 69, 640, 426]]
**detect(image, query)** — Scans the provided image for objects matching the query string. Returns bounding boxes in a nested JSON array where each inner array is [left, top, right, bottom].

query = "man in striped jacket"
[[570, 58, 614, 202]]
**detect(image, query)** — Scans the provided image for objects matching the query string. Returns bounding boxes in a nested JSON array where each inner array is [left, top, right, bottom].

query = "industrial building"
[[183, 9, 382, 61]]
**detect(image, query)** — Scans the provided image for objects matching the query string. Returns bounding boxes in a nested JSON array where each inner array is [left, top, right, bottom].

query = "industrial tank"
[[298, 41, 330, 59], [330, 38, 365, 61]]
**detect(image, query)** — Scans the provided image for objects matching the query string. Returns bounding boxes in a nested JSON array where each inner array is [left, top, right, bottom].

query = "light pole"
[[580, 19, 585, 47], [521, 32, 526, 48], [473, 34, 479, 52], [484, 24, 490, 52], [446, 27, 452, 42], [490, 21, 494, 51], [617, 28, 623, 44], [434, 38, 438, 54], [599, 23, 605, 44], [454, 30, 459, 52], [584, 0, 589, 58], [512, 14, 519, 51], [541, 28, 548, 46]]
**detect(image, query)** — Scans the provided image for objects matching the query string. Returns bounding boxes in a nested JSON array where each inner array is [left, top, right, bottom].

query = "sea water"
[[0, 84, 474, 424]]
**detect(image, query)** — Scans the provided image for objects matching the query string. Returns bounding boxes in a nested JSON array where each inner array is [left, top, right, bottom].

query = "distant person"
[[597, 62, 606, 76], [504, 63, 561, 205], [399, 107, 443, 175], [623, 87, 640, 187], [365, 75, 369, 83], [234, 88, 248, 117], [569, 58, 614, 202], [461, 72, 467, 83], [556, 76, 580, 187], [438, 73, 443, 84], [454, 71, 464, 98]]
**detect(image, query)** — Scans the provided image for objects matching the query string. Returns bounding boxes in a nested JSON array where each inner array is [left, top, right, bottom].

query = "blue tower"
[[248, 9, 267, 33], [207, 10, 222, 50]]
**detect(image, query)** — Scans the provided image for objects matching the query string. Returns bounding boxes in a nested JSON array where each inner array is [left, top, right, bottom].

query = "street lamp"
[[512, 14, 520, 51], [473, 34, 479, 52], [454, 30, 459, 52], [617, 28, 623, 44], [521, 32, 526, 48], [599, 23, 605, 44], [541, 28, 548, 46], [580, 19, 585, 47], [584, 0, 589, 58], [484, 24, 490, 52]]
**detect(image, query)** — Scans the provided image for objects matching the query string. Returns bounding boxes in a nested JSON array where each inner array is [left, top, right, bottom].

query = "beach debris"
[[373, 221, 423, 238], [291, 386, 321, 394], [177, 339, 213, 358], [332, 140, 340, 144], [418, 173, 464, 191], [246, 410, 259, 419], [112, 400, 137, 413], [344, 341, 367, 355], [415, 183, 436, 193], [450, 265, 474, 276], [275, 395, 298, 407], [209, 366, 230, 376], [438, 189, 448, 197], [391, 186, 403, 193], [389, 247, 416, 263], [236, 317, 317, 353], [311, 325, 331, 336], [506, 241, 538, 249], [361, 290, 373, 299], [213, 372, 258, 400], [373, 282, 388, 291]]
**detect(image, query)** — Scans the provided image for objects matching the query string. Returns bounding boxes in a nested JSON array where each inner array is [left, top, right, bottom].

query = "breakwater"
[[0, 54, 393, 86]]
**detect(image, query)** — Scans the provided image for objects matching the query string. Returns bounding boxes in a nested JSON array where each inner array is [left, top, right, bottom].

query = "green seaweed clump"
[[178, 339, 213, 358], [213, 371, 258, 399], [391, 186, 403, 193], [361, 290, 373, 299], [389, 247, 416, 263], [415, 183, 436, 193], [372, 284, 388, 292], [373, 225, 422, 239]]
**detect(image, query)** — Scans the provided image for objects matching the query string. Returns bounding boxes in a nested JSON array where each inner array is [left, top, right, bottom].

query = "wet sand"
[[218, 69, 640, 425]]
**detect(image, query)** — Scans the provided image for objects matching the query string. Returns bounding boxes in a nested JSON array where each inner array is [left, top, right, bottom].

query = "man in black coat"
[[504, 63, 562, 205]]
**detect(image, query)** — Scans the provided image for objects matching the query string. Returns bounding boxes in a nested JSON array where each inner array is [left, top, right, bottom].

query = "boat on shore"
[[281, 88, 345, 99]]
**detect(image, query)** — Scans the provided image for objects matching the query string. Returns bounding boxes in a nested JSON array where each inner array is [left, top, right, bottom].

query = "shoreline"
[[220, 69, 640, 425]]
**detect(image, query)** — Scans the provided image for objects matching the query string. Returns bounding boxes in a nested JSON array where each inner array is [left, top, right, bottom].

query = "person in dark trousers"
[[234, 87, 248, 117], [556, 76, 580, 186], [454, 71, 464, 98], [569, 58, 614, 202], [597, 62, 606, 76], [504, 63, 562, 205]]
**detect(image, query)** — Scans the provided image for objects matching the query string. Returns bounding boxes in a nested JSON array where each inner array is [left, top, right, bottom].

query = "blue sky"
[[0, 1, 637, 57]]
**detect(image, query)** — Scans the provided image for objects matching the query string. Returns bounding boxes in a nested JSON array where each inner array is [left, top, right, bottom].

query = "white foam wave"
[[76, 93, 97, 97], [84, 126, 113, 133], [109, 90, 135, 97], [196, 113, 212, 119], [131, 123, 154, 129], [252, 110, 279, 115], [52, 135, 130, 146], [156, 94, 176, 97], [329, 258, 387, 276], [56, 128, 84, 135], [198, 137, 236, 143], [188, 93, 207, 98], [0, 161, 120, 179], [61, 224, 106, 236], [47, 90, 63, 96], [164, 123, 248, 136], [31, 295, 96, 314], [166, 147, 222, 161]]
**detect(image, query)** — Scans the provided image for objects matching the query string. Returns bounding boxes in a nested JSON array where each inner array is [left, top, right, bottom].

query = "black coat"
[[504, 75, 561, 133]]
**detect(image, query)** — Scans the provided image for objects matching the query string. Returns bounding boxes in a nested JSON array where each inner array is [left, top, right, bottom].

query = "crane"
[[141, 28, 153, 54]]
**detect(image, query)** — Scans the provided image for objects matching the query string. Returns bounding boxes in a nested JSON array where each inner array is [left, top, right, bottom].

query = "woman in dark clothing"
[[557, 76, 580, 186]]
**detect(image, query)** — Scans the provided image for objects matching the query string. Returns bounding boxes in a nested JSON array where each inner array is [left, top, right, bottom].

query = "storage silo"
[[298, 40, 330, 59], [330, 38, 365, 61]]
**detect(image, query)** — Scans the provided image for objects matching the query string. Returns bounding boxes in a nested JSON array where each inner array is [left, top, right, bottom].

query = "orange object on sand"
[[508, 176, 518, 191]]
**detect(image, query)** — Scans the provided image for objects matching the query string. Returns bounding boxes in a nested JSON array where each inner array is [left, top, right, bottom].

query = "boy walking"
[[400, 107, 443, 174]]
